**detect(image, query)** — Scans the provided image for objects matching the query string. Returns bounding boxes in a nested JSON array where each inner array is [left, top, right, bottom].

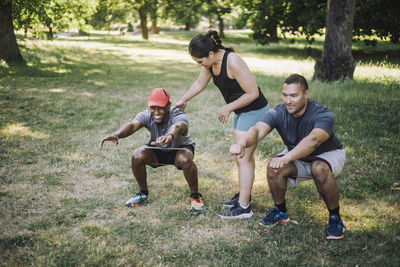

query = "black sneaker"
[[218, 204, 253, 219], [221, 192, 252, 207]]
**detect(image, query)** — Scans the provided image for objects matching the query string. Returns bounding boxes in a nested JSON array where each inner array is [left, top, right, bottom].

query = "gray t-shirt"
[[260, 99, 343, 157], [134, 107, 195, 148]]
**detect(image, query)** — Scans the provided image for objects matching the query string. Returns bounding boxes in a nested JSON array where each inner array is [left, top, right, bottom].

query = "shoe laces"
[[328, 215, 343, 230], [328, 215, 340, 225], [265, 207, 280, 220]]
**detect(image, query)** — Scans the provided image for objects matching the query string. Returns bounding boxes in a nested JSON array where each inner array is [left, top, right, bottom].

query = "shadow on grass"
[[17, 32, 400, 66]]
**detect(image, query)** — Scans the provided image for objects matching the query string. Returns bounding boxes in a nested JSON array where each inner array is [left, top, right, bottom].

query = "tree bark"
[[184, 21, 191, 31], [139, 6, 148, 39], [151, 16, 158, 34], [314, 0, 355, 81], [218, 15, 224, 38], [0, 0, 23, 62]]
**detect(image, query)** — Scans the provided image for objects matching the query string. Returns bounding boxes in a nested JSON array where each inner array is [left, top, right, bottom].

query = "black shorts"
[[149, 145, 195, 169]]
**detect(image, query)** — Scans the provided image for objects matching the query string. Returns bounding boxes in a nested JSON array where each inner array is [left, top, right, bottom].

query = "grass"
[[1, 30, 399, 266]]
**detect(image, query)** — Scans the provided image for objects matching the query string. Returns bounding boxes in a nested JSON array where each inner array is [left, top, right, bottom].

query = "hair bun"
[[206, 30, 221, 45]]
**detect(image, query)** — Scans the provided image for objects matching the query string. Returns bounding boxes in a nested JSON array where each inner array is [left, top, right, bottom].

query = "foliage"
[[9, 0, 400, 44], [280, 0, 326, 43], [161, 0, 204, 30], [0, 32, 399, 266], [12, 0, 98, 38], [353, 0, 400, 44], [237, 0, 399, 45], [202, 0, 232, 37]]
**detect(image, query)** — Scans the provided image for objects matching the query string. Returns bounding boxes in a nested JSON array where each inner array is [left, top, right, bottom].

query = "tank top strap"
[[220, 50, 230, 77]]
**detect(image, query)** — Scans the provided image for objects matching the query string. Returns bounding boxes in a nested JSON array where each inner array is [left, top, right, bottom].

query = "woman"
[[175, 30, 269, 218]]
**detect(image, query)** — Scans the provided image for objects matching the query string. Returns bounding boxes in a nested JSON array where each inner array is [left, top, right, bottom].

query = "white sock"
[[240, 204, 249, 209]]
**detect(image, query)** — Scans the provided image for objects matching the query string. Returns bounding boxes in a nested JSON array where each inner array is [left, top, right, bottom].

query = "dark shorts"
[[148, 145, 195, 170]]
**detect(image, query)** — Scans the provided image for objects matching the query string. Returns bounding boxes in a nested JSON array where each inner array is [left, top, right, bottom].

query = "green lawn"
[[1, 31, 399, 266]]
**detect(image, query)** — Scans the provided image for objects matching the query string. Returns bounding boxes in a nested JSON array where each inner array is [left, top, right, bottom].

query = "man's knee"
[[267, 160, 297, 180], [131, 148, 148, 167], [311, 161, 332, 184], [175, 153, 194, 169]]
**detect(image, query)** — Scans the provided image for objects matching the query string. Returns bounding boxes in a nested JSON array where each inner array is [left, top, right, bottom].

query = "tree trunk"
[[139, 7, 148, 39], [151, 16, 158, 34], [184, 21, 191, 31], [48, 26, 54, 39], [218, 15, 224, 38], [314, 0, 355, 81], [0, 0, 23, 62]]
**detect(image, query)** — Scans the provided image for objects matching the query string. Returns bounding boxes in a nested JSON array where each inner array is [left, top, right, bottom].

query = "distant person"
[[230, 74, 346, 239], [100, 88, 204, 211], [175, 30, 269, 218]]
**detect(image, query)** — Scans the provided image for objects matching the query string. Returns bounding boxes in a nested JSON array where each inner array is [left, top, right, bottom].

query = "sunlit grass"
[[0, 122, 49, 139]]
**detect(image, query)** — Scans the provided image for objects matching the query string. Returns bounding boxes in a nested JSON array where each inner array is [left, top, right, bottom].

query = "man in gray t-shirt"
[[230, 74, 346, 240], [99, 88, 203, 211]]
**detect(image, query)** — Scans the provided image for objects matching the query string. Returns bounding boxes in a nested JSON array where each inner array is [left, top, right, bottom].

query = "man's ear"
[[304, 89, 310, 99]]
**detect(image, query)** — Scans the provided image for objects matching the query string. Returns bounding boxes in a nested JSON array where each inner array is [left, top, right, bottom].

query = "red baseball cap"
[[148, 88, 170, 107]]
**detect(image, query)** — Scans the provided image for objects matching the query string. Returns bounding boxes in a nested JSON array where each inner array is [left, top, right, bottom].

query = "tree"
[[13, 0, 98, 39], [162, 0, 204, 31], [122, 0, 152, 40], [138, 3, 149, 39], [353, 0, 400, 44], [236, 0, 326, 45], [12, 0, 40, 38], [250, 0, 285, 44], [90, 0, 133, 32], [280, 0, 326, 43], [203, 0, 232, 38], [149, 0, 159, 34], [0, 0, 23, 62], [314, 0, 356, 81]]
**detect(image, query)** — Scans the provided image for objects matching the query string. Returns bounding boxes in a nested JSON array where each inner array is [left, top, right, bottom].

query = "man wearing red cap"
[[99, 88, 203, 211]]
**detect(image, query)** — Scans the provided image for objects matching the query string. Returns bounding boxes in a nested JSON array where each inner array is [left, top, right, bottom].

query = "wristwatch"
[[167, 133, 174, 140]]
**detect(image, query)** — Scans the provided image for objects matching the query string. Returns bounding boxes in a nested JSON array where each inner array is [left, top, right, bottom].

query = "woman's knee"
[[235, 148, 255, 166]]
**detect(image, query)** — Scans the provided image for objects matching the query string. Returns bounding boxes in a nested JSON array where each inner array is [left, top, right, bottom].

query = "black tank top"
[[209, 51, 268, 114]]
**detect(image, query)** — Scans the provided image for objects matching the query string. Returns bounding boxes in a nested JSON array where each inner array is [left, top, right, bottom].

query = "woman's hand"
[[230, 143, 245, 158], [175, 100, 187, 111], [218, 105, 232, 124]]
